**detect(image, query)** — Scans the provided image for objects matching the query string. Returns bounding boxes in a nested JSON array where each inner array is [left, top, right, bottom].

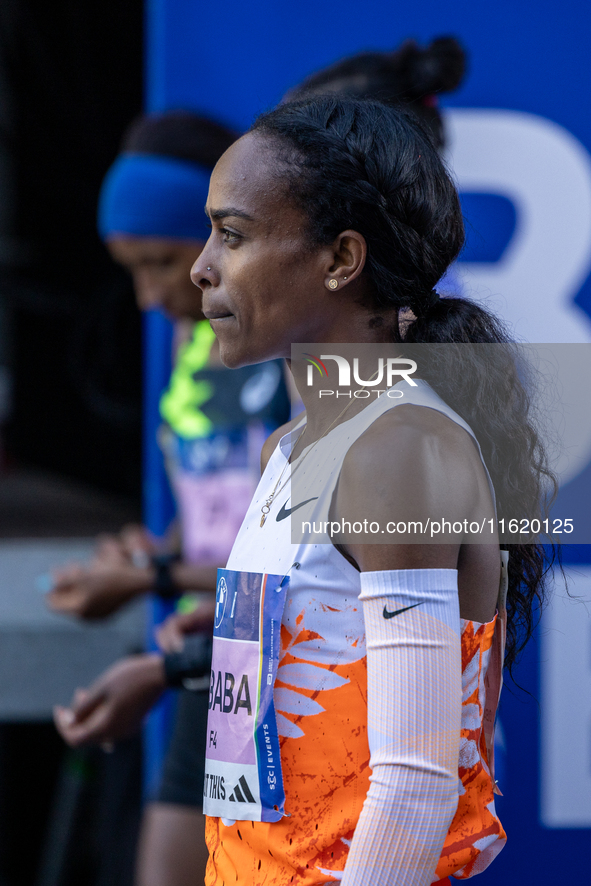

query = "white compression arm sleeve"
[[341, 569, 462, 886]]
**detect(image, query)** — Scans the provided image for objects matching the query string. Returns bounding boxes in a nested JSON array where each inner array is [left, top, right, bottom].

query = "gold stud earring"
[[328, 278, 339, 290]]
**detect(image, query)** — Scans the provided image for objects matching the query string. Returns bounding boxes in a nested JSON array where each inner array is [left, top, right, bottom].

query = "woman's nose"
[[190, 253, 216, 290]]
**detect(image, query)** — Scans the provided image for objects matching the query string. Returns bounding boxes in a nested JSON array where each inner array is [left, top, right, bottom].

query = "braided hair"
[[251, 96, 558, 672], [253, 97, 464, 321]]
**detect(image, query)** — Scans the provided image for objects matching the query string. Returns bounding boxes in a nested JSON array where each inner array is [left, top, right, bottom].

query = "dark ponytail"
[[404, 301, 559, 673], [288, 36, 467, 149], [251, 96, 558, 672]]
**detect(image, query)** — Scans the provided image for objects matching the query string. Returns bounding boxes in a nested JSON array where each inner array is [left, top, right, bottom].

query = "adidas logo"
[[228, 774, 256, 804]]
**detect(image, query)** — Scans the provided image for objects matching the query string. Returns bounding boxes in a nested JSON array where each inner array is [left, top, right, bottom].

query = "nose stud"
[[206, 267, 211, 271]]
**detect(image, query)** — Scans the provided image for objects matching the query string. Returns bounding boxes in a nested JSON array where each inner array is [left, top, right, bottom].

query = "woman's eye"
[[221, 228, 240, 243]]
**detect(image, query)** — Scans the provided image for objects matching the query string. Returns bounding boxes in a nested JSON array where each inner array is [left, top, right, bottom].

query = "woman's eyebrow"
[[207, 207, 254, 222]]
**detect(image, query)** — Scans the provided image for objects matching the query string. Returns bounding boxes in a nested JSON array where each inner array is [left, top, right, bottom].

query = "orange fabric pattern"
[[436, 616, 506, 880], [205, 614, 505, 885]]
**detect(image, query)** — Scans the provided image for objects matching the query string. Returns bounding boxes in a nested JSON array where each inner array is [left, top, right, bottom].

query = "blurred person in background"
[[54, 36, 466, 886], [287, 35, 464, 151], [289, 35, 466, 299], [50, 110, 290, 886]]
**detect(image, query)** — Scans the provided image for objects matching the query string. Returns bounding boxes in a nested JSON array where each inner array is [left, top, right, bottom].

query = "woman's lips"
[[202, 296, 236, 325], [202, 308, 234, 320]]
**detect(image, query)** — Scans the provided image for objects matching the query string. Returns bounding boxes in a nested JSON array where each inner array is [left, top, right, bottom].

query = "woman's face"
[[107, 237, 206, 321], [190, 133, 344, 368]]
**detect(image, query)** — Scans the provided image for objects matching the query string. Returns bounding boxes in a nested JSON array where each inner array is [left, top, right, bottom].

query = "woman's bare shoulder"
[[334, 405, 499, 611], [334, 404, 490, 557], [342, 404, 482, 507]]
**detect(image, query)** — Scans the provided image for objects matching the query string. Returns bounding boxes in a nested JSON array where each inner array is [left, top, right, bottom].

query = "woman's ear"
[[323, 229, 367, 291]]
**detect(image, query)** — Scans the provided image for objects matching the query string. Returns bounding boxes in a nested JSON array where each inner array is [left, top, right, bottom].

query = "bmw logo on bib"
[[215, 576, 228, 629]]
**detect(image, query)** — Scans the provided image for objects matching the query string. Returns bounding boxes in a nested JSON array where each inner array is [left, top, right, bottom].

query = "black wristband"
[[163, 633, 213, 688], [151, 552, 181, 598]]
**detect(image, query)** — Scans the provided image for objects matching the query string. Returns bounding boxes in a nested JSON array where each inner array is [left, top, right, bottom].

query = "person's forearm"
[[170, 562, 219, 593], [122, 562, 219, 598], [341, 765, 458, 885], [342, 568, 462, 886], [163, 633, 213, 687]]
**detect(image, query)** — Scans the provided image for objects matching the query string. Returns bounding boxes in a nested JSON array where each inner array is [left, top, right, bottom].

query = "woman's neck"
[[288, 309, 402, 446]]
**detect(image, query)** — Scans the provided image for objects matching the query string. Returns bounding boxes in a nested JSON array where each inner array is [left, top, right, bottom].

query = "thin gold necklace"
[[259, 369, 380, 527], [259, 424, 307, 527]]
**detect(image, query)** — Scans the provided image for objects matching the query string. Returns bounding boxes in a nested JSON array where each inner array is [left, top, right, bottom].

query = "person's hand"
[[93, 524, 155, 570], [156, 597, 216, 653], [47, 561, 153, 619], [53, 654, 166, 748]]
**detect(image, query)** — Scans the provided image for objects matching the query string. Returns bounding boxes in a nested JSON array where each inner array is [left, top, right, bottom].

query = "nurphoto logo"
[[305, 353, 417, 398]]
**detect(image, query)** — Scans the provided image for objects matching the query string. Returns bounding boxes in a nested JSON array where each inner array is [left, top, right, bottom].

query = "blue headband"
[[97, 153, 212, 242]]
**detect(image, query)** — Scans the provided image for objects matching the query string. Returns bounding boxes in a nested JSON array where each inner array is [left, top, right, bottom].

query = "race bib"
[[204, 568, 288, 822]]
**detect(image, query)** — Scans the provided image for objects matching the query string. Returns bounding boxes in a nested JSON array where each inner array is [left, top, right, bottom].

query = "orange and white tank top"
[[205, 380, 507, 885]]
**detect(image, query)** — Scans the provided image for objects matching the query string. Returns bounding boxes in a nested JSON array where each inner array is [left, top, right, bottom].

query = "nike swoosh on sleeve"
[[382, 602, 423, 619], [275, 498, 319, 522]]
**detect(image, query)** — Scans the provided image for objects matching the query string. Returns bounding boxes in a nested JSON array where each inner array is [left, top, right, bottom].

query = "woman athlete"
[[54, 40, 470, 886], [192, 97, 553, 885]]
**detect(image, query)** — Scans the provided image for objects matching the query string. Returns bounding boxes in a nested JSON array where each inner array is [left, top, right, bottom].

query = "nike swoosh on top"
[[382, 602, 423, 619], [276, 497, 319, 522]]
